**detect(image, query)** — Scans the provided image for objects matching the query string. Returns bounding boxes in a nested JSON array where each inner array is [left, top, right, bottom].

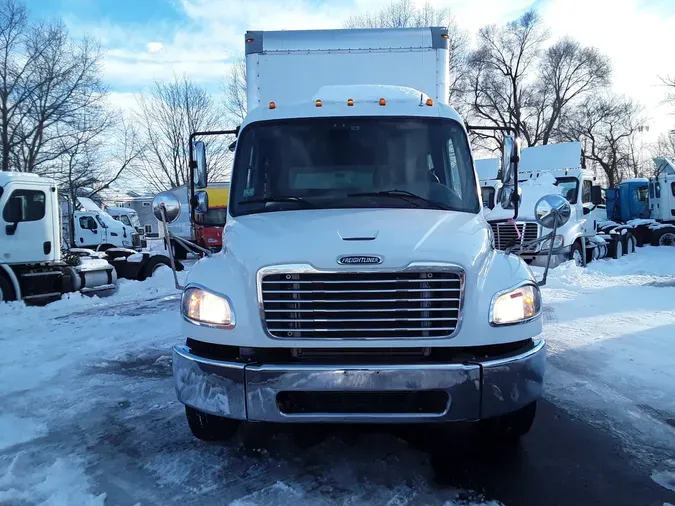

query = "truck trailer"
[[157, 27, 572, 443]]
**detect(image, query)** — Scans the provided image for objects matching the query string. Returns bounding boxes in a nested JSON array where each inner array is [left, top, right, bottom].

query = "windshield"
[[196, 208, 227, 226], [555, 177, 579, 204], [120, 215, 131, 226], [128, 214, 141, 228], [481, 187, 495, 209], [230, 117, 479, 217]]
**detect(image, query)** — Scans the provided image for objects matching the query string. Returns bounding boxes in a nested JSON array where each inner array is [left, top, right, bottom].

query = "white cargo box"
[[244, 27, 450, 110]]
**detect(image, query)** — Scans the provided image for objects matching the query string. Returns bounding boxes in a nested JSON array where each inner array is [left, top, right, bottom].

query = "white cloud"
[[146, 41, 163, 53], [66, 0, 675, 138]]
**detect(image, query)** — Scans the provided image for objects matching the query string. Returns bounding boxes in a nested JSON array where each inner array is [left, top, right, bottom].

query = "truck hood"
[[224, 208, 491, 271]]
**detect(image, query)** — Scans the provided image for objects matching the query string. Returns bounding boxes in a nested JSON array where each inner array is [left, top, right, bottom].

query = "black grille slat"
[[261, 270, 462, 339], [490, 222, 539, 250]]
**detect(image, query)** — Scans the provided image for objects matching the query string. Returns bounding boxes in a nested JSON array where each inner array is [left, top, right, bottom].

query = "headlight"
[[122, 240, 132, 247], [540, 235, 564, 250], [490, 284, 541, 325], [181, 286, 235, 328]]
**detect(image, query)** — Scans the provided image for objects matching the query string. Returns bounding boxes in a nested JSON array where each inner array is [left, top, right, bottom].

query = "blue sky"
[[21, 0, 675, 138]]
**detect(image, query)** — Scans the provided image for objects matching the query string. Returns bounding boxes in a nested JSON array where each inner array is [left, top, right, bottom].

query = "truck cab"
[[0, 172, 118, 303], [193, 186, 229, 252], [106, 206, 147, 248], [650, 157, 675, 223], [159, 27, 568, 444], [486, 142, 603, 266]]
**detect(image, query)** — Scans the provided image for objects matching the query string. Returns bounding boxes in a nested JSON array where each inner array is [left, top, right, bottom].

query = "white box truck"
[[156, 27, 571, 443]]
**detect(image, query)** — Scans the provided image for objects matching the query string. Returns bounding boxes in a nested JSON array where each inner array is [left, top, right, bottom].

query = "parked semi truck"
[[193, 185, 229, 252], [483, 142, 634, 265], [162, 183, 230, 259], [0, 172, 174, 304], [157, 27, 573, 443], [602, 157, 675, 247]]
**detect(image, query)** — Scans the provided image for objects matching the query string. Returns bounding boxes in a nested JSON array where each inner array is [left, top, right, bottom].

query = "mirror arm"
[[538, 220, 559, 288], [171, 233, 213, 258], [159, 205, 184, 291]]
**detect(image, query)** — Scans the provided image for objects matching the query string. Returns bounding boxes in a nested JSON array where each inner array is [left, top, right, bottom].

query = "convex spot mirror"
[[193, 141, 207, 189], [535, 194, 571, 229], [152, 191, 182, 224], [195, 191, 208, 214]]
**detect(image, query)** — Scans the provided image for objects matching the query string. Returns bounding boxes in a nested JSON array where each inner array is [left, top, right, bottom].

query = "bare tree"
[[465, 10, 549, 149], [531, 38, 611, 145], [134, 74, 232, 192], [343, 0, 469, 102], [0, 0, 107, 173], [659, 75, 675, 110], [223, 56, 247, 124], [557, 94, 644, 187], [651, 131, 675, 163]]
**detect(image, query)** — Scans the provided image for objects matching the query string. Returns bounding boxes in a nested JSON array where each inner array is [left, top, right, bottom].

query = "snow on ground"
[[1, 248, 675, 504], [531, 247, 675, 486]]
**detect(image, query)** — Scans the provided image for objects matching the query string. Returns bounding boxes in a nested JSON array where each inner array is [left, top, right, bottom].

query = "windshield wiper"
[[347, 190, 453, 211], [237, 196, 316, 208]]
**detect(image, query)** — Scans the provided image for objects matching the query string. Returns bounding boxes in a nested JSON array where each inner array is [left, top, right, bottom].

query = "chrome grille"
[[259, 267, 463, 339], [131, 233, 141, 248], [490, 222, 539, 250]]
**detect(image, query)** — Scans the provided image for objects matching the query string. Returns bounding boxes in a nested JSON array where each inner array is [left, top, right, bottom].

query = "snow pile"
[[313, 84, 430, 104]]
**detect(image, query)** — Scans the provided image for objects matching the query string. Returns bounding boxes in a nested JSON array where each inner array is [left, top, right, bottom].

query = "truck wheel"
[[0, 274, 16, 303], [623, 233, 636, 254], [652, 227, 675, 247], [569, 242, 583, 266], [185, 406, 239, 442], [142, 256, 171, 279], [478, 401, 537, 443], [610, 237, 623, 259]]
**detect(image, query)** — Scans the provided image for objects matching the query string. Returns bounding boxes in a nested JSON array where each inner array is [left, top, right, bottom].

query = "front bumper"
[[172, 339, 546, 423]]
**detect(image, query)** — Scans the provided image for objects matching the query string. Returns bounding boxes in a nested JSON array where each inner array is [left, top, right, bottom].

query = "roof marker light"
[[441, 33, 449, 39], [316, 99, 323, 107], [269, 101, 276, 109], [426, 98, 434, 106], [246, 38, 254, 43], [379, 98, 386, 106], [347, 98, 354, 106]]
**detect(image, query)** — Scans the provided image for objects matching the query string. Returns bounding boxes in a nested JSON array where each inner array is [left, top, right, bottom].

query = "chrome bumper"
[[172, 340, 546, 423]]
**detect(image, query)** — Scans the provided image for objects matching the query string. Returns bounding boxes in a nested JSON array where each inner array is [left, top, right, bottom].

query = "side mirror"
[[152, 191, 182, 224], [535, 194, 571, 229], [499, 135, 520, 211], [591, 185, 603, 205], [193, 141, 207, 189], [195, 191, 209, 214]]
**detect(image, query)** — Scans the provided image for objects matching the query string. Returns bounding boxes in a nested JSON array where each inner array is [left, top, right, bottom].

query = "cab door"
[[75, 213, 102, 248], [0, 183, 54, 264]]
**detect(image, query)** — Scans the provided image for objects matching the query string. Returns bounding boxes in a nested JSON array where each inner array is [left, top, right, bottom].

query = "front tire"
[[652, 226, 675, 247], [185, 406, 240, 442], [569, 242, 584, 266], [0, 274, 17, 303], [478, 401, 537, 443]]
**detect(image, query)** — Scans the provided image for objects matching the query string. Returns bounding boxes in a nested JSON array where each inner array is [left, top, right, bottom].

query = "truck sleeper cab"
[[163, 27, 552, 443]]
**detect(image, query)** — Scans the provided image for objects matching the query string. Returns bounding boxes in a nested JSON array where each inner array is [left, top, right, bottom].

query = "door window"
[[144, 224, 153, 234], [671, 182, 675, 198], [582, 180, 592, 203], [2, 189, 46, 222], [636, 187, 648, 202], [649, 183, 655, 199], [655, 182, 661, 198], [79, 216, 98, 230]]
